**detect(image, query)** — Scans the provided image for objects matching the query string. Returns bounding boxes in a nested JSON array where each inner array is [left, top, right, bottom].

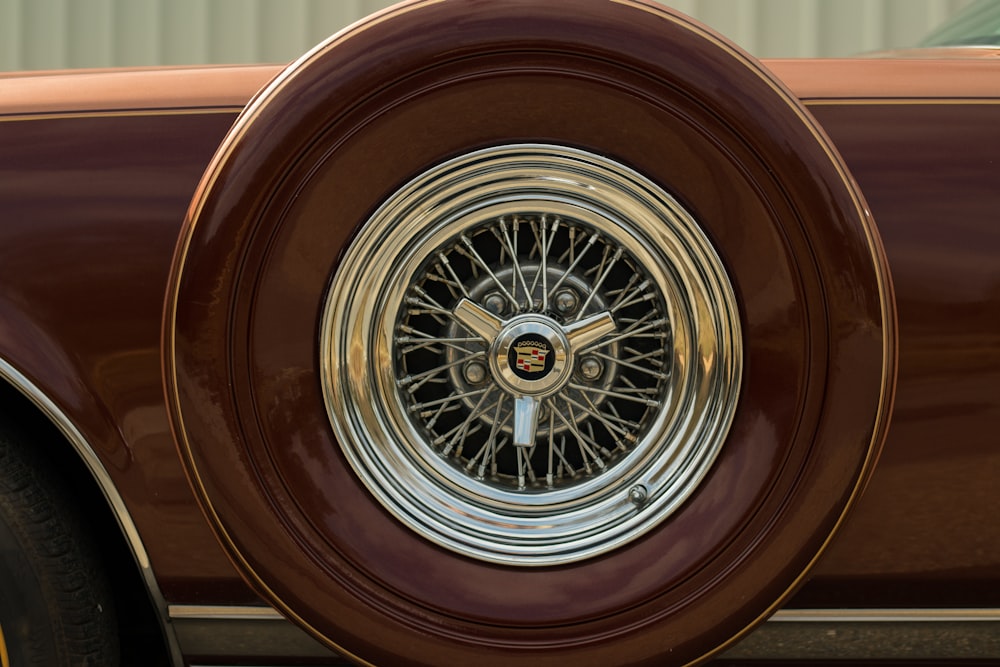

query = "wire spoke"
[[494, 217, 532, 309], [460, 234, 520, 310], [396, 325, 480, 355], [561, 391, 632, 441], [589, 350, 670, 379], [467, 398, 509, 477], [574, 247, 623, 320], [436, 252, 473, 299], [409, 385, 489, 410], [551, 403, 606, 473], [569, 382, 660, 407], [547, 231, 599, 300], [399, 351, 485, 391], [438, 387, 497, 456], [529, 215, 561, 309], [579, 314, 668, 353], [623, 345, 666, 367]]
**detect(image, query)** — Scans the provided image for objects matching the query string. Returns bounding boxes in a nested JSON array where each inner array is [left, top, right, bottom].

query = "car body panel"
[[0, 56, 998, 659]]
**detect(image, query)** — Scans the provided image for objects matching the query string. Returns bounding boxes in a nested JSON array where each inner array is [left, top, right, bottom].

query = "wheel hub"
[[492, 316, 568, 395]]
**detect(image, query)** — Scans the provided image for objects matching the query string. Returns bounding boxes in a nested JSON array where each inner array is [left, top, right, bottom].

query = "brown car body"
[[1, 6, 998, 666]]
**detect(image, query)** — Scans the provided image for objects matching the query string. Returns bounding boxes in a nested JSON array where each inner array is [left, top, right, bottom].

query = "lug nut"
[[484, 293, 505, 315], [579, 356, 604, 381], [463, 361, 487, 384], [555, 289, 578, 314]]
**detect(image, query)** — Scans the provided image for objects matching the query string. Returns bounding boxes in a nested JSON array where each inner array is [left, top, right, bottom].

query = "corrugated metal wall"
[[0, 0, 972, 72]]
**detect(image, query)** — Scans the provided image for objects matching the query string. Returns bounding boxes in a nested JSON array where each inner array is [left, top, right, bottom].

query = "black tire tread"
[[0, 420, 118, 667]]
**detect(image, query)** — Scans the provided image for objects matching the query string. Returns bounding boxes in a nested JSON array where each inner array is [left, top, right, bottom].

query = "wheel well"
[[0, 379, 171, 667]]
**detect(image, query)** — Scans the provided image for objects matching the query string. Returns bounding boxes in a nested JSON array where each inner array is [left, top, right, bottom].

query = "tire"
[[0, 422, 118, 667], [165, 1, 896, 665]]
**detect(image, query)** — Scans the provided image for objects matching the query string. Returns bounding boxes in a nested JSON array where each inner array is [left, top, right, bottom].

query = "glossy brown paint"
[[801, 101, 1000, 606], [773, 59, 1000, 606], [0, 108, 259, 603], [0, 24, 996, 667]]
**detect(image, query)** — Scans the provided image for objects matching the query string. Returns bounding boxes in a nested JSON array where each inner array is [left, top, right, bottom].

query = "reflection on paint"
[[0, 622, 9, 667]]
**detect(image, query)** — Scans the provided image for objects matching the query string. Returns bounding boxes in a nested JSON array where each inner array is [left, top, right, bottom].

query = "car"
[[1, 1, 998, 665]]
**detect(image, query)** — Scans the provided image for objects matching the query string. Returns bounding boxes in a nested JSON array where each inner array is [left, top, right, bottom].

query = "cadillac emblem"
[[515, 342, 549, 372], [508, 335, 555, 380]]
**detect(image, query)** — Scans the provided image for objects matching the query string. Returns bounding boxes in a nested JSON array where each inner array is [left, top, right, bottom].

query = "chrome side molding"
[[170, 605, 1000, 662]]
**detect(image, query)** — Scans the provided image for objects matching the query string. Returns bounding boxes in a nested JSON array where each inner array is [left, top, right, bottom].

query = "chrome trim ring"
[[321, 144, 741, 565]]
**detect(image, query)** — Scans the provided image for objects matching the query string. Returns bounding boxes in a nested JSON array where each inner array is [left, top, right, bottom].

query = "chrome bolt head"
[[484, 293, 506, 315], [463, 361, 488, 384], [579, 356, 604, 381], [555, 289, 578, 313], [628, 484, 648, 506]]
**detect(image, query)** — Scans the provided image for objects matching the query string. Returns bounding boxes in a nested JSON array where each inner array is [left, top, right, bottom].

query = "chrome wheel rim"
[[321, 144, 741, 565]]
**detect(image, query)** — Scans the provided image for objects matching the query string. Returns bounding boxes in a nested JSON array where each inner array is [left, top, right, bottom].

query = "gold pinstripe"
[[0, 108, 240, 123], [3, 98, 998, 127], [805, 98, 1000, 105]]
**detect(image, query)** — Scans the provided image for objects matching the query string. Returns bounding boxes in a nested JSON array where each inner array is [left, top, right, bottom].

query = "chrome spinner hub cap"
[[321, 144, 742, 565], [484, 310, 615, 447], [492, 316, 568, 396]]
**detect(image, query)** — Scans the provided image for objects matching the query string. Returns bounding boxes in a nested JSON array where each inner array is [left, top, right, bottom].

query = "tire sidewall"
[[167, 2, 894, 665]]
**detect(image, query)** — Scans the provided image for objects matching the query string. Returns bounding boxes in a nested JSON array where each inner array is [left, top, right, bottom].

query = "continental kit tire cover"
[[165, 1, 896, 665]]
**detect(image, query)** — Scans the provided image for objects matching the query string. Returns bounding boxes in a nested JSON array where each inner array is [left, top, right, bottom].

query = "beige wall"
[[0, 0, 972, 72]]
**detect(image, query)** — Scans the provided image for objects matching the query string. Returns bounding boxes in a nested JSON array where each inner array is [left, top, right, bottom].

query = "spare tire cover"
[[164, 1, 896, 665]]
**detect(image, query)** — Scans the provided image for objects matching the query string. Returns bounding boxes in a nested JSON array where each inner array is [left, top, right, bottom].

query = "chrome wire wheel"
[[322, 144, 741, 565]]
